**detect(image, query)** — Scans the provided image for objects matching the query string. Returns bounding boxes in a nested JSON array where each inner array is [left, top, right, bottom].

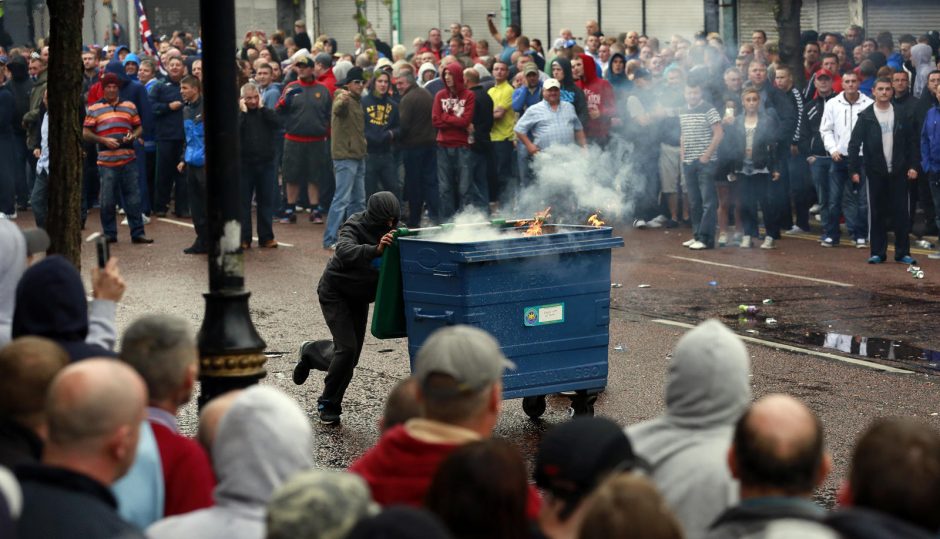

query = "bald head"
[[198, 390, 242, 451], [46, 359, 147, 449], [731, 394, 828, 496]]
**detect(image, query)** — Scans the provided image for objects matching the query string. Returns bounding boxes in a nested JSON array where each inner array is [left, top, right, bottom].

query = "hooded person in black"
[[293, 192, 400, 424], [11, 256, 115, 361], [550, 57, 588, 126]]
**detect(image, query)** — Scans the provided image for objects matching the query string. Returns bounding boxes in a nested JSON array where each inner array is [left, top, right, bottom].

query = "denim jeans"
[[241, 159, 276, 245], [682, 160, 719, 246], [99, 163, 145, 240], [154, 139, 188, 216], [436, 146, 477, 221], [31, 170, 49, 229], [810, 156, 832, 235], [927, 172, 940, 236], [779, 152, 813, 230], [323, 158, 366, 247], [402, 145, 439, 227], [365, 152, 400, 201], [826, 159, 868, 243]]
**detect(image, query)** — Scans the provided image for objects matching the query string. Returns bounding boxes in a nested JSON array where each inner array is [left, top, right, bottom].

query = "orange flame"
[[523, 207, 552, 236], [587, 213, 605, 227]]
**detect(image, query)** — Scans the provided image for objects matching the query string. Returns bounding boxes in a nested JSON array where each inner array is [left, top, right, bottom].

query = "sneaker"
[[820, 237, 836, 247], [651, 214, 669, 225], [118, 207, 126, 215], [311, 210, 324, 224], [682, 238, 697, 247], [279, 212, 297, 224], [809, 204, 822, 214], [183, 243, 208, 254], [260, 239, 278, 248], [867, 255, 885, 264], [689, 240, 708, 250], [739, 235, 752, 248], [761, 236, 776, 249], [317, 402, 341, 425], [915, 239, 936, 250], [855, 238, 867, 249], [718, 232, 728, 246], [783, 225, 806, 235], [299, 340, 333, 373], [120, 217, 129, 226], [896, 255, 918, 265], [664, 219, 679, 228], [928, 251, 940, 260], [731, 232, 743, 245], [632, 219, 647, 229], [294, 205, 305, 212], [131, 236, 154, 244], [142, 214, 151, 224], [645, 220, 663, 229]]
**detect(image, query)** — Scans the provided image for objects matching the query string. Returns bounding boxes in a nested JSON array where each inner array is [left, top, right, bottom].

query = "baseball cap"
[[534, 417, 642, 517], [523, 63, 539, 75], [563, 39, 577, 48], [266, 469, 379, 539], [314, 52, 333, 67], [814, 68, 834, 79], [294, 55, 315, 68], [414, 325, 515, 395], [340, 66, 365, 86], [21, 228, 50, 257], [543, 78, 561, 90], [376, 57, 393, 71]]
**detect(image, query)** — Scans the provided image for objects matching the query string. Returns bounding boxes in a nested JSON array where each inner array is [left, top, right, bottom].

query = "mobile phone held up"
[[96, 235, 110, 269]]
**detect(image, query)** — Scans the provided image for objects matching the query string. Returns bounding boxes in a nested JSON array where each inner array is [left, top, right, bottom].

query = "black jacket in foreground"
[[848, 102, 916, 178], [16, 464, 145, 539], [723, 111, 783, 174], [318, 192, 400, 304], [826, 507, 937, 539]]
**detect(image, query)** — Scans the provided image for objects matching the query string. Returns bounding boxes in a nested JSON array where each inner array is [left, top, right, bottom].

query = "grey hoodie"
[[626, 319, 751, 539], [0, 220, 26, 347], [146, 386, 314, 539]]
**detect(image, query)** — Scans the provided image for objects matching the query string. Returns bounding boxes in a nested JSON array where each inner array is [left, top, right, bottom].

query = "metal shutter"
[[460, 0, 502, 54], [738, 0, 778, 42], [366, 1, 395, 44], [865, 0, 940, 40], [520, 0, 549, 53], [149, 1, 201, 39], [549, 1, 598, 45], [236, 0, 278, 43], [817, 0, 850, 34], [800, 0, 818, 34], [645, 0, 703, 41], [316, 1, 358, 53], [400, 0, 440, 53], [600, 0, 643, 39]]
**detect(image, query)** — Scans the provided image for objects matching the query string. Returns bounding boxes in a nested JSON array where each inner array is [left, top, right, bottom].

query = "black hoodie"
[[361, 88, 400, 154], [11, 256, 115, 361], [551, 57, 588, 125], [5, 58, 32, 135], [318, 192, 401, 303]]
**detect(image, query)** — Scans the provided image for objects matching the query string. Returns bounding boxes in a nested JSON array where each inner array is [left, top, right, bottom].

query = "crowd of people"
[[1, 12, 940, 539], [1, 223, 939, 538], [2, 18, 940, 261]]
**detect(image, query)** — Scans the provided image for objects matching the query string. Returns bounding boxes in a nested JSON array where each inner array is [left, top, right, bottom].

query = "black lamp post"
[[196, 0, 267, 406]]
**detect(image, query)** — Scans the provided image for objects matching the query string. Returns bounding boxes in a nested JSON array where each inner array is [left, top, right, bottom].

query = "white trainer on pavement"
[[928, 251, 940, 260], [783, 225, 806, 235], [718, 232, 728, 246], [651, 214, 669, 225], [761, 236, 776, 249], [821, 237, 835, 247], [633, 219, 647, 229], [689, 240, 708, 250], [682, 238, 697, 247], [740, 235, 752, 248], [646, 219, 663, 229], [856, 238, 867, 249], [809, 204, 821, 214]]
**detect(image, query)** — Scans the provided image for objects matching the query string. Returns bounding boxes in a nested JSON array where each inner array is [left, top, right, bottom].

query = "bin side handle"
[[413, 308, 455, 324], [456, 237, 625, 263]]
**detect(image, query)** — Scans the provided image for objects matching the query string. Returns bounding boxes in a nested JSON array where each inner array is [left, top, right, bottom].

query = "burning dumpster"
[[372, 218, 623, 418]]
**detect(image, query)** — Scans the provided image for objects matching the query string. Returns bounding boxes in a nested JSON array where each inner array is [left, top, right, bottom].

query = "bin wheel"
[[522, 396, 547, 419], [567, 393, 597, 417]]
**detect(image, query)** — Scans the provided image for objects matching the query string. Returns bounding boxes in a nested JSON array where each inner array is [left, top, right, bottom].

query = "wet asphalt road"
[[63, 209, 940, 504]]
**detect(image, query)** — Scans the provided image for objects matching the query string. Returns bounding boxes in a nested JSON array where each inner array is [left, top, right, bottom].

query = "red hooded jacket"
[[431, 63, 476, 148], [575, 54, 617, 140], [317, 68, 337, 97]]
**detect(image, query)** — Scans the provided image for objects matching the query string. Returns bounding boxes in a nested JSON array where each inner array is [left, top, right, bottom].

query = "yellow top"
[[488, 81, 517, 142]]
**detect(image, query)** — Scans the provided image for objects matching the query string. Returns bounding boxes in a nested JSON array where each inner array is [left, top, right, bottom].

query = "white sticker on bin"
[[524, 303, 565, 326]]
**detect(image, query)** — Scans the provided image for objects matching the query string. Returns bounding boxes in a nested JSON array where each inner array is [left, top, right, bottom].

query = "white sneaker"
[[928, 251, 940, 260], [731, 232, 743, 245], [651, 214, 669, 225], [118, 206, 126, 215], [633, 219, 647, 229], [645, 220, 663, 229], [689, 240, 708, 250], [142, 214, 151, 224], [120, 217, 129, 225], [740, 235, 752, 248], [821, 237, 835, 247], [682, 238, 697, 247], [718, 232, 728, 246], [856, 238, 867, 249], [809, 204, 821, 214], [761, 236, 776, 249], [783, 225, 806, 235]]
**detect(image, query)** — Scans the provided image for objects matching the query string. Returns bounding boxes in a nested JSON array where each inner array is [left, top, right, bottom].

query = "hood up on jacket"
[[552, 57, 577, 90], [912, 44, 934, 99], [105, 59, 130, 87], [11, 255, 114, 361], [417, 62, 438, 87], [579, 54, 601, 86], [212, 386, 313, 508], [606, 52, 629, 88], [0, 220, 26, 347], [362, 192, 400, 228], [7, 58, 28, 82], [442, 62, 466, 95]]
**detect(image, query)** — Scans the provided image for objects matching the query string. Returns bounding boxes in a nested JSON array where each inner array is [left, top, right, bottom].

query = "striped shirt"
[[679, 102, 721, 164], [84, 98, 141, 167]]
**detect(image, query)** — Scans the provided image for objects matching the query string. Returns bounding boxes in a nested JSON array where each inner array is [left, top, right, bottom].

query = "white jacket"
[[819, 91, 874, 157]]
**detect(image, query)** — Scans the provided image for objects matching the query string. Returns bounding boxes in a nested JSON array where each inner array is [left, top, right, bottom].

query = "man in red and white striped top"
[[83, 72, 153, 244]]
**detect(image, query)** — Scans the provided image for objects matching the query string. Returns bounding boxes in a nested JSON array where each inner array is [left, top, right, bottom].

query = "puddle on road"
[[724, 313, 940, 373]]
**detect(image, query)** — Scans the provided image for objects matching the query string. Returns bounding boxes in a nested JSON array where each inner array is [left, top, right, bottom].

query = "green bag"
[[370, 233, 408, 339]]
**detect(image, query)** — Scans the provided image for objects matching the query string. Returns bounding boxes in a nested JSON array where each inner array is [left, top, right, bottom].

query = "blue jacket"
[[149, 77, 185, 141], [182, 98, 205, 166], [361, 91, 400, 154], [104, 61, 154, 143], [512, 83, 542, 114], [921, 105, 940, 173]]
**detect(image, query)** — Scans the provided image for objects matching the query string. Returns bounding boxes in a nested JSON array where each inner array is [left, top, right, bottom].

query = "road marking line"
[[650, 319, 914, 374], [157, 218, 294, 247], [667, 255, 854, 287]]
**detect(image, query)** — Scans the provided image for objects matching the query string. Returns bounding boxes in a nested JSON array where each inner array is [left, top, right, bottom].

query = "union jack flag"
[[134, 0, 162, 70]]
